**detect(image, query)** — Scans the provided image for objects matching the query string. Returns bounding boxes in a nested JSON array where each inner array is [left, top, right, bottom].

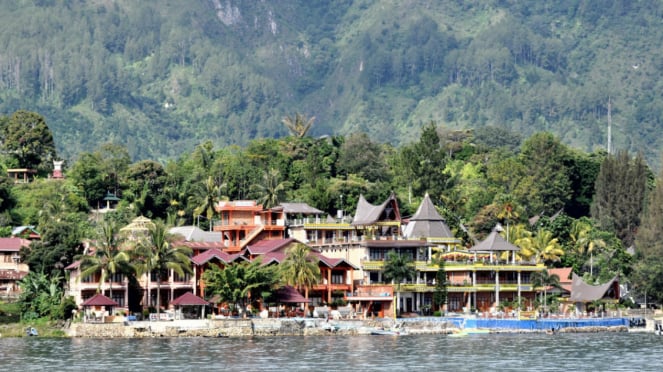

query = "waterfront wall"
[[66, 317, 629, 338]]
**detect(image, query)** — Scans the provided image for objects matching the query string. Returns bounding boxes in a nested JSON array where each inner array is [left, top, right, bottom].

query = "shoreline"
[[62, 317, 635, 338]]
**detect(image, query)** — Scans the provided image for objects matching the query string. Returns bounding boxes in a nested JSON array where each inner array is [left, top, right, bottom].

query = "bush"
[[433, 311, 442, 317]]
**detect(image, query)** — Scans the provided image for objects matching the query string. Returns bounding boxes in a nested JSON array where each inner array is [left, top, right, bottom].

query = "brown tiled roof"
[[246, 238, 296, 255], [273, 285, 310, 303], [548, 267, 573, 293], [171, 292, 209, 306], [82, 293, 119, 307], [190, 249, 245, 266], [0, 237, 31, 252]]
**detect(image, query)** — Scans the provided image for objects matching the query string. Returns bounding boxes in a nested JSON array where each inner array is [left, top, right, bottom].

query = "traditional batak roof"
[[403, 193, 454, 239], [469, 228, 520, 252], [351, 193, 400, 226], [190, 248, 245, 266], [171, 292, 209, 306], [276, 202, 324, 215], [568, 273, 619, 302], [169, 226, 222, 243], [82, 294, 119, 307]]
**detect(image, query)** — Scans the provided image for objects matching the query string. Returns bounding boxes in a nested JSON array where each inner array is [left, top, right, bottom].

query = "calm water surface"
[[1, 333, 660, 371]]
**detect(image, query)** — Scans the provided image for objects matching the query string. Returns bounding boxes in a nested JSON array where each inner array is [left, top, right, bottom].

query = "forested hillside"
[[1, 0, 662, 165]]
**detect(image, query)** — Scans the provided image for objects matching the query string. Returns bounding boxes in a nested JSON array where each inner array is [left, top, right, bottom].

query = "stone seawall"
[[67, 318, 456, 338]]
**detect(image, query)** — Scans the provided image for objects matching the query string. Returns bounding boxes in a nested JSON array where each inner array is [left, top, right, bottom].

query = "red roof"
[[273, 286, 310, 303], [171, 292, 209, 306], [548, 267, 573, 293], [191, 248, 244, 266], [0, 237, 31, 252], [246, 238, 295, 255], [82, 294, 119, 307]]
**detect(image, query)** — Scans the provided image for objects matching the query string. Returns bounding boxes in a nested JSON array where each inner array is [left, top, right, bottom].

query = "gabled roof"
[[547, 268, 573, 293], [469, 228, 520, 252], [179, 241, 227, 250], [277, 202, 324, 215], [569, 273, 619, 302], [82, 294, 119, 307], [272, 286, 310, 303], [246, 238, 296, 255], [312, 252, 359, 270], [190, 248, 245, 266], [403, 193, 454, 239], [169, 226, 222, 243], [171, 292, 209, 306], [11, 226, 40, 239], [260, 251, 287, 265], [351, 193, 400, 226], [0, 237, 31, 252]]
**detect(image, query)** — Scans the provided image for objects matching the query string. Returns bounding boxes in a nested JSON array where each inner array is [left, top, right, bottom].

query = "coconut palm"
[[80, 221, 131, 298], [135, 220, 192, 316], [529, 229, 564, 265], [191, 175, 226, 229], [570, 219, 606, 276], [251, 168, 291, 209], [531, 270, 561, 314], [383, 251, 416, 317], [282, 113, 315, 138], [279, 243, 320, 300], [496, 194, 520, 242]]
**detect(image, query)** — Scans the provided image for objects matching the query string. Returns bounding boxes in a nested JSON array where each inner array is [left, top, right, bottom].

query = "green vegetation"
[[0, 1, 662, 167]]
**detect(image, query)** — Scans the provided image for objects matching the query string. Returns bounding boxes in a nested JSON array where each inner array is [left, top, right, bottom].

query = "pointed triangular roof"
[[351, 193, 400, 226], [171, 292, 209, 306], [469, 228, 520, 252], [82, 293, 119, 307], [404, 193, 454, 239]]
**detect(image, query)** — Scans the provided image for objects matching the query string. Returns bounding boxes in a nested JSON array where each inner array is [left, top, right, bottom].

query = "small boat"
[[26, 327, 38, 337], [448, 330, 468, 338], [371, 329, 407, 336]]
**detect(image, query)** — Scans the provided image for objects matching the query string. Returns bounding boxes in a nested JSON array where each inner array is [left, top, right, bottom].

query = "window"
[[174, 272, 191, 282], [331, 273, 344, 284]]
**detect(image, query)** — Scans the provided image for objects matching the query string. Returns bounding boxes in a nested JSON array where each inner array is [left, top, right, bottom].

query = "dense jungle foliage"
[[1, 0, 663, 167], [2, 109, 663, 316]]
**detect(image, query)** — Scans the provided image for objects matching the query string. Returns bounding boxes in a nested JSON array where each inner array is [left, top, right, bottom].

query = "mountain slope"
[[0, 0, 662, 165]]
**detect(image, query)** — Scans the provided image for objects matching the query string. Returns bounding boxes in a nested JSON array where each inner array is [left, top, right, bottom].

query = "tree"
[[569, 218, 606, 277], [591, 150, 649, 247], [0, 110, 57, 175], [279, 243, 320, 300], [529, 229, 565, 265], [135, 220, 192, 316], [633, 159, 663, 304], [530, 270, 561, 314], [382, 250, 416, 317], [282, 113, 315, 138], [204, 259, 277, 315], [432, 256, 448, 313], [191, 175, 225, 227], [251, 168, 291, 209], [79, 220, 131, 298]]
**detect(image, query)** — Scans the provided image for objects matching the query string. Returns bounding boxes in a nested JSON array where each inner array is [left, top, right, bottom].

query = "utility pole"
[[607, 97, 612, 154]]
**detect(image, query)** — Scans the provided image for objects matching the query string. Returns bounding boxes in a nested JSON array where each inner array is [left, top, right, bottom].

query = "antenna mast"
[[607, 97, 612, 154]]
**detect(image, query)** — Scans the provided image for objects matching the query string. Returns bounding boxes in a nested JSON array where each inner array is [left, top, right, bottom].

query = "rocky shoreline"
[[65, 318, 630, 338]]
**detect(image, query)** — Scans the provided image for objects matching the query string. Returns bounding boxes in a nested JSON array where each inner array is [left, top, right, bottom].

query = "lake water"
[[1, 332, 660, 371]]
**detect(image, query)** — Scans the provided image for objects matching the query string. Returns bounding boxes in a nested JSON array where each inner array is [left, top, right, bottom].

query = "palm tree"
[[530, 229, 564, 265], [531, 270, 561, 314], [251, 168, 290, 209], [570, 219, 606, 276], [192, 175, 226, 229], [279, 243, 320, 301], [282, 113, 315, 138], [383, 251, 416, 317], [80, 221, 131, 298], [496, 194, 520, 242], [135, 220, 192, 316]]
